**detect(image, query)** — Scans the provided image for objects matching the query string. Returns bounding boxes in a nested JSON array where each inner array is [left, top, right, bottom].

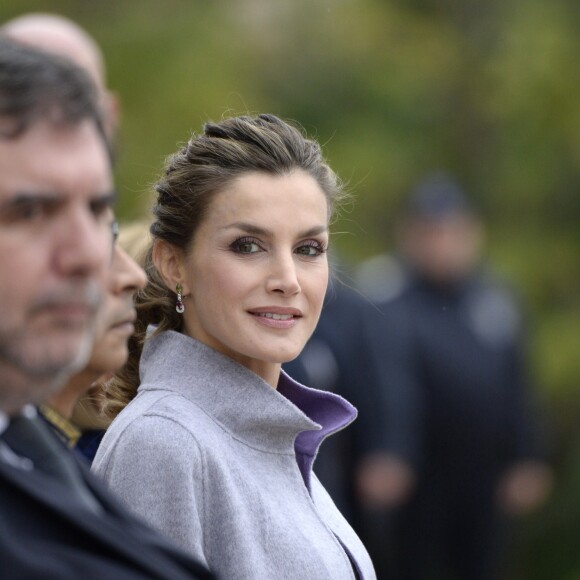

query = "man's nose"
[[109, 245, 147, 295], [54, 205, 112, 279]]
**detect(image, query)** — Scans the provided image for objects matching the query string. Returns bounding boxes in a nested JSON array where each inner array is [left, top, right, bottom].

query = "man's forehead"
[[0, 118, 112, 193], [2, 16, 105, 90]]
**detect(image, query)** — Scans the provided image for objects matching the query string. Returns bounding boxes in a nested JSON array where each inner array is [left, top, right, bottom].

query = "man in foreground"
[[0, 37, 211, 579], [3, 12, 140, 452]]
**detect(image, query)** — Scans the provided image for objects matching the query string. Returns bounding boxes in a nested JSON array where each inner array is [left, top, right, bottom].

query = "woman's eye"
[[295, 242, 326, 257], [232, 238, 262, 254]]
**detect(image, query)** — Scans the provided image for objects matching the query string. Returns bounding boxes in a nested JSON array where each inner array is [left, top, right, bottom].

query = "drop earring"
[[176, 283, 185, 314]]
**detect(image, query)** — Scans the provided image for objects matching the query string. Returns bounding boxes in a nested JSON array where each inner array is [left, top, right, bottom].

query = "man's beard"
[[0, 282, 100, 414]]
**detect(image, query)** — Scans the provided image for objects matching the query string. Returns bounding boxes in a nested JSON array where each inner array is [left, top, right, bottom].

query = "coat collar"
[[138, 330, 357, 460], [0, 410, 8, 435]]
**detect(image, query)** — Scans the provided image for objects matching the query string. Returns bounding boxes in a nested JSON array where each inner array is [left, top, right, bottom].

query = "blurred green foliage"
[[1, 1, 578, 577]]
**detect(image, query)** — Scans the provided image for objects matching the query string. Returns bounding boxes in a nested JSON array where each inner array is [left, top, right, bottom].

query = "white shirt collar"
[[0, 405, 36, 470], [0, 404, 37, 436], [0, 410, 7, 436]]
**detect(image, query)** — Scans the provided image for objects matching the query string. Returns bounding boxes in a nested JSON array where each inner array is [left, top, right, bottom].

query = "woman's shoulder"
[[97, 387, 226, 459], [112, 389, 212, 437], [92, 392, 206, 475]]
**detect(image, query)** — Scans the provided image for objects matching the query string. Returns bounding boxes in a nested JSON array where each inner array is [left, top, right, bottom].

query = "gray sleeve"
[[92, 414, 207, 566]]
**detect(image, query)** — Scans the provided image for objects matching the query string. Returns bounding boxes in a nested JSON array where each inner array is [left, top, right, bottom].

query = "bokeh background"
[[1, 1, 578, 577]]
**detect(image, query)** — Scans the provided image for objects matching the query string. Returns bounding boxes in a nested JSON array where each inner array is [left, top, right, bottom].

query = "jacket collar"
[[138, 330, 356, 458], [0, 410, 7, 435]]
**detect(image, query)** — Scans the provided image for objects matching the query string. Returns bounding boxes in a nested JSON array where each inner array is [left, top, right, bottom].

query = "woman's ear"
[[152, 239, 188, 293]]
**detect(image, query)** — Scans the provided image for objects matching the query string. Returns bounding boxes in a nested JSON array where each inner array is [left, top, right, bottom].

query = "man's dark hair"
[[0, 36, 106, 143], [404, 171, 478, 220]]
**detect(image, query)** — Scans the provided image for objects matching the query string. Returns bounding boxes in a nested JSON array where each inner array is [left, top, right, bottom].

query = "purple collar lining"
[[277, 370, 357, 490]]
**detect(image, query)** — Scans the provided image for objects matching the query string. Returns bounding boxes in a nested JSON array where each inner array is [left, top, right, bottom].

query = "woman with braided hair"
[[93, 114, 375, 580]]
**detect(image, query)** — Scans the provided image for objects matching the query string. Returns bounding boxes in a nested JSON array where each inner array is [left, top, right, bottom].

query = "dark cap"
[[404, 172, 476, 220]]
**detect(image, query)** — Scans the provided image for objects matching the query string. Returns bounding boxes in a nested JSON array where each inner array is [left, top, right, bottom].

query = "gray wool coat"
[[92, 330, 376, 580]]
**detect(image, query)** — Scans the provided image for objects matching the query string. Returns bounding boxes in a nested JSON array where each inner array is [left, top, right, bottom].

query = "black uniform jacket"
[[0, 444, 214, 580]]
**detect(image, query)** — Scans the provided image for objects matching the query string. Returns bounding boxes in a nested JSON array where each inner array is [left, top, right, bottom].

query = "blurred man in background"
[[358, 172, 553, 579], [39, 242, 146, 453], [2, 12, 119, 142]]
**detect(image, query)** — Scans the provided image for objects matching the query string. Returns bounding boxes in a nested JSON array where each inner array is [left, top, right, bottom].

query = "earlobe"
[[152, 239, 188, 293]]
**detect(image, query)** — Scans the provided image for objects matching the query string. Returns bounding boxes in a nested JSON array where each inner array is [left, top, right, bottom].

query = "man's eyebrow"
[[0, 189, 118, 214], [223, 222, 328, 238], [2, 188, 117, 203], [0, 191, 59, 214], [1, 190, 58, 205]]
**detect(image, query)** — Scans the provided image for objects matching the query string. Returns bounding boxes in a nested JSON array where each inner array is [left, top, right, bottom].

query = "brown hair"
[[103, 113, 345, 418], [0, 36, 106, 146]]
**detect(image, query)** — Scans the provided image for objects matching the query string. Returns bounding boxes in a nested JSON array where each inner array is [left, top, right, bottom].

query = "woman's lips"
[[248, 308, 302, 329]]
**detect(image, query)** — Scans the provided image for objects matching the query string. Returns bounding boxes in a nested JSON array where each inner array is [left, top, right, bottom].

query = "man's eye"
[[90, 199, 112, 217], [19, 205, 44, 220], [8, 202, 49, 222]]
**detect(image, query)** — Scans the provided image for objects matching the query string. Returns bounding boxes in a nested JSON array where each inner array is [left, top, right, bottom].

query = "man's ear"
[[152, 239, 188, 294]]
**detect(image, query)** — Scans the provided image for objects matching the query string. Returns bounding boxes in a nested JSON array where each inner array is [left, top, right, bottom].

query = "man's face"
[[0, 118, 114, 413], [88, 244, 146, 375], [400, 214, 483, 284]]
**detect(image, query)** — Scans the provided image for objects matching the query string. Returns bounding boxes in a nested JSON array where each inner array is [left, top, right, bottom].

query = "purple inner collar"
[[277, 370, 356, 490]]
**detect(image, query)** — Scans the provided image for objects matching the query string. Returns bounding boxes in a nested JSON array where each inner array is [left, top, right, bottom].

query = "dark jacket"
[[369, 266, 544, 472], [0, 437, 214, 579]]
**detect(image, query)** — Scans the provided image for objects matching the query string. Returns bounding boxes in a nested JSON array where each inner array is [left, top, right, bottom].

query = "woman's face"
[[179, 170, 329, 384]]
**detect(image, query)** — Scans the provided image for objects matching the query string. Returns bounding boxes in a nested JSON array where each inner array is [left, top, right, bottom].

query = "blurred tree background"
[[1, 0, 578, 577]]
